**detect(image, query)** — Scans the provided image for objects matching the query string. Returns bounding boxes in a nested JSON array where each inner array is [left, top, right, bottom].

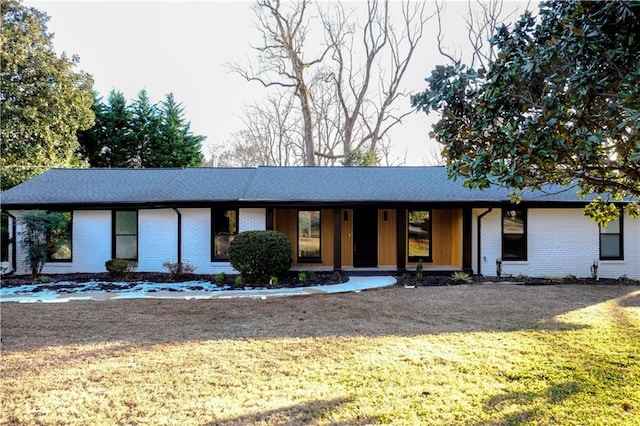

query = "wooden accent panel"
[[341, 209, 353, 267], [450, 209, 463, 268], [406, 208, 463, 267], [273, 208, 334, 267], [378, 209, 397, 266]]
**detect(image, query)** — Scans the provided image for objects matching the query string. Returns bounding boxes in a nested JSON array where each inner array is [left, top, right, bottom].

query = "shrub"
[[416, 259, 424, 282], [451, 271, 473, 284], [162, 261, 196, 281], [19, 211, 70, 279], [214, 272, 226, 285], [105, 258, 135, 280], [298, 271, 307, 283], [234, 275, 244, 287], [269, 276, 278, 286], [306, 270, 316, 279], [228, 230, 293, 283]]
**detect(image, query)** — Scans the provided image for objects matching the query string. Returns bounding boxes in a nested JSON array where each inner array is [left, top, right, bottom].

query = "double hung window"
[[502, 209, 527, 261], [113, 211, 138, 260]]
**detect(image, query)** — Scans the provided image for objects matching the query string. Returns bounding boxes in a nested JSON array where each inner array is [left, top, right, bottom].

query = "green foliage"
[[162, 260, 196, 281], [0, 0, 94, 190], [77, 90, 205, 168], [19, 211, 69, 279], [234, 275, 244, 287], [227, 230, 293, 283], [298, 272, 307, 283], [412, 0, 640, 223], [306, 270, 315, 280], [343, 149, 379, 167], [450, 271, 473, 284], [214, 272, 226, 285], [269, 276, 278, 286], [105, 258, 135, 280]]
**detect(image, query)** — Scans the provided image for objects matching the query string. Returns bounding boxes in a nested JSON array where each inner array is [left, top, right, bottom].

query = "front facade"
[[2, 167, 638, 279]]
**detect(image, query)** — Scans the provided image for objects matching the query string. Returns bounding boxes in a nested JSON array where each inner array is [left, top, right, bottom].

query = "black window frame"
[[211, 208, 239, 262], [297, 209, 322, 263], [407, 209, 433, 263], [501, 208, 527, 261], [112, 210, 138, 261], [599, 212, 624, 260], [46, 211, 73, 263]]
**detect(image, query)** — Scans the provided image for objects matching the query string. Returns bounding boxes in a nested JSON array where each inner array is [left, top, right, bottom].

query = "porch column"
[[396, 208, 406, 272], [265, 208, 274, 230], [462, 207, 472, 271], [333, 208, 342, 271]]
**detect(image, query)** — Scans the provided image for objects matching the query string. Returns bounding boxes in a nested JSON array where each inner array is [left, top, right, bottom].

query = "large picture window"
[[298, 210, 321, 262], [113, 210, 138, 260], [212, 209, 238, 261], [502, 208, 527, 260], [600, 215, 623, 260], [408, 210, 431, 262], [47, 211, 72, 262]]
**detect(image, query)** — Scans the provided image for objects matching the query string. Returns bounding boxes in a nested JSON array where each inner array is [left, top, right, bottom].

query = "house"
[[1, 167, 638, 279]]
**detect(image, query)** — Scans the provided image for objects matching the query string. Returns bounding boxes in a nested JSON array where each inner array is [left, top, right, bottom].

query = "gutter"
[[173, 208, 182, 266], [476, 208, 493, 276]]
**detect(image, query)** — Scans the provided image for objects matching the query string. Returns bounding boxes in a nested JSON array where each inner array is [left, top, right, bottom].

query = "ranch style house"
[[1, 166, 638, 279]]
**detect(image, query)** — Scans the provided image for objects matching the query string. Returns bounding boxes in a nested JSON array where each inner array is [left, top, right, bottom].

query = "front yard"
[[1, 284, 639, 425]]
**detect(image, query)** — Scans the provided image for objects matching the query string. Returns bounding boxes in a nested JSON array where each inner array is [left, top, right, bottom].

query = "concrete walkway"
[[0, 276, 397, 303]]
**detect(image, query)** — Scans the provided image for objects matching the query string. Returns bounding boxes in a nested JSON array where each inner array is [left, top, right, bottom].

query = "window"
[[113, 210, 138, 260], [502, 208, 527, 260], [408, 210, 432, 262], [212, 209, 238, 261], [47, 211, 72, 262], [298, 210, 321, 262], [600, 215, 623, 260]]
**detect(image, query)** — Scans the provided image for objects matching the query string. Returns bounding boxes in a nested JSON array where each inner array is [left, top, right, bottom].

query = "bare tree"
[[231, 0, 433, 166], [229, 0, 335, 165], [435, 0, 529, 68]]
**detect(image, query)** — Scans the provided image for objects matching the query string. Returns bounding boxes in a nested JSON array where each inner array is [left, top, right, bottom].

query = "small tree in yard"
[[228, 230, 293, 284], [19, 211, 69, 279]]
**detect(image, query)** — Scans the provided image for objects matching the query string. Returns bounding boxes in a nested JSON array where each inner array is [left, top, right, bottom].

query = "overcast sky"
[[26, 0, 532, 165]]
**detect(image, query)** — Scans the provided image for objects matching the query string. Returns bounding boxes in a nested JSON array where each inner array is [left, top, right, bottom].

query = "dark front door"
[[353, 208, 378, 267]]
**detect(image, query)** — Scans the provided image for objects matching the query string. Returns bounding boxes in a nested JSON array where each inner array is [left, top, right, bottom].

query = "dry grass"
[[2, 284, 639, 425]]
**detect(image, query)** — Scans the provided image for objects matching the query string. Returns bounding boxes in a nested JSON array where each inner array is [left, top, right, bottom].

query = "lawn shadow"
[[202, 397, 377, 426], [1, 285, 639, 351]]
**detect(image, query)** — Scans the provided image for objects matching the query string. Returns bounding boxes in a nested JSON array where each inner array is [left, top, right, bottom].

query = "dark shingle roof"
[[0, 166, 614, 209]]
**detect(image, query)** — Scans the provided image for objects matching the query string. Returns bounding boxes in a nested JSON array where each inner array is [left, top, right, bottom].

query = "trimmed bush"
[[105, 259, 135, 279], [228, 230, 293, 283]]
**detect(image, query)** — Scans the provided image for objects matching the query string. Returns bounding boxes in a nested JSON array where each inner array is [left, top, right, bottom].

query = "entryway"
[[353, 208, 378, 267]]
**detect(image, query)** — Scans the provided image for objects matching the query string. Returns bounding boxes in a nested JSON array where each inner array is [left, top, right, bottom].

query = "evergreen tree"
[[149, 93, 204, 167], [130, 89, 160, 168], [77, 90, 204, 168], [1, 0, 94, 190]]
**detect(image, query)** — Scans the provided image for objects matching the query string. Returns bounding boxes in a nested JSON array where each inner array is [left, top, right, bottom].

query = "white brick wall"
[[474, 208, 640, 279], [138, 209, 178, 272], [239, 208, 266, 232], [10, 206, 637, 279], [10, 210, 112, 274]]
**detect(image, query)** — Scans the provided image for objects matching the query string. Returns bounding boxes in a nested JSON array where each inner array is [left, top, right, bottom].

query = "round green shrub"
[[228, 230, 293, 283]]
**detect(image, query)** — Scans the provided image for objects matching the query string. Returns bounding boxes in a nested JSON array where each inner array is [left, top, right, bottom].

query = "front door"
[[353, 208, 378, 267]]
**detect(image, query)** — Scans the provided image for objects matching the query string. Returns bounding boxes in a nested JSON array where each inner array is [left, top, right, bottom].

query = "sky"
[[26, 0, 532, 166]]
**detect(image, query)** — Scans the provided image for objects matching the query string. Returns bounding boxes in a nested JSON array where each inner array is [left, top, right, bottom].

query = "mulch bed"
[[2, 271, 637, 291]]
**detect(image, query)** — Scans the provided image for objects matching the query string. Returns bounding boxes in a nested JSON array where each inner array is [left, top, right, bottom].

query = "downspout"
[[476, 208, 493, 276], [173, 208, 182, 267], [3, 211, 17, 275]]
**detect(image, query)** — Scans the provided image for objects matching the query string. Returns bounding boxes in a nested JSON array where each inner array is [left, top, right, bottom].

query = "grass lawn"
[[1, 284, 639, 425]]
